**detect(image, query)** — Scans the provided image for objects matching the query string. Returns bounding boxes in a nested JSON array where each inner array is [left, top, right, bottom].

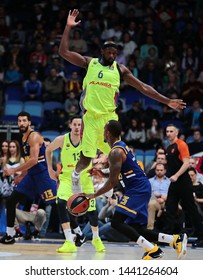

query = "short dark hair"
[[69, 115, 81, 123], [17, 111, 31, 121], [106, 120, 122, 138]]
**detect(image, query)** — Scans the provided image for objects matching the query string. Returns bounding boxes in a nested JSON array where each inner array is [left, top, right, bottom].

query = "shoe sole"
[[143, 251, 165, 260], [178, 233, 188, 260], [56, 249, 77, 253], [75, 241, 86, 247]]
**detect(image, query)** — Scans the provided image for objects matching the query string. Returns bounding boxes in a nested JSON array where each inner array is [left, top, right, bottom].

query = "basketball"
[[67, 193, 89, 216]]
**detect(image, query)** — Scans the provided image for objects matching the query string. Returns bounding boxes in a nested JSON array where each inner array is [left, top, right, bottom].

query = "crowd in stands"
[[1, 0, 203, 240]]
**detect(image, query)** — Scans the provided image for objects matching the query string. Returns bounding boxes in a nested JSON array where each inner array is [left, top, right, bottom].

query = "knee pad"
[[87, 210, 98, 227]]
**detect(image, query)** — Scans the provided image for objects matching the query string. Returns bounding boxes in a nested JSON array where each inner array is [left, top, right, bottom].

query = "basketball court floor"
[[0, 238, 202, 260]]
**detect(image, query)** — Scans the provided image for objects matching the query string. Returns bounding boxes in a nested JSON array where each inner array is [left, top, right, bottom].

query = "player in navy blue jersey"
[[0, 111, 57, 244], [86, 120, 187, 260]]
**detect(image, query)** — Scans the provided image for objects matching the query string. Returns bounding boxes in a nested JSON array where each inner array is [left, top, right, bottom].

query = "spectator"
[[125, 118, 146, 150], [64, 91, 79, 114], [147, 152, 168, 179], [146, 118, 164, 149], [189, 157, 203, 184], [122, 31, 137, 60], [183, 100, 203, 134], [147, 163, 170, 230], [69, 29, 88, 55], [64, 71, 82, 100], [188, 167, 203, 219], [140, 33, 158, 60], [43, 67, 64, 102], [145, 146, 166, 174], [188, 129, 203, 156], [182, 70, 203, 106], [23, 72, 42, 101]]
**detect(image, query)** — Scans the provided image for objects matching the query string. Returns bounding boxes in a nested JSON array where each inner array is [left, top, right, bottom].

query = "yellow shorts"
[[57, 172, 96, 211], [82, 111, 118, 158]]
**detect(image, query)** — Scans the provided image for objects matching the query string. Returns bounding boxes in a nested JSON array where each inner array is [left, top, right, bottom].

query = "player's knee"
[[57, 198, 70, 224], [88, 210, 98, 227], [111, 219, 120, 230]]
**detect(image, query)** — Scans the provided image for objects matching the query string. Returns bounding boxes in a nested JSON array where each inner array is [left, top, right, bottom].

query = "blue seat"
[[2, 100, 24, 122], [134, 149, 145, 163], [41, 130, 60, 141], [23, 101, 44, 127], [43, 101, 64, 111], [144, 149, 156, 167], [4, 85, 24, 101]]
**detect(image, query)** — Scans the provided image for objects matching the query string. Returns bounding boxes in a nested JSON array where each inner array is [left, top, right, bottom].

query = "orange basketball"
[[67, 193, 89, 216]]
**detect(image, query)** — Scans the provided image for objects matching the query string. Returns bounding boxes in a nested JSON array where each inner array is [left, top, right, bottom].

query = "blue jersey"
[[17, 130, 57, 205], [23, 130, 47, 175], [112, 140, 151, 225]]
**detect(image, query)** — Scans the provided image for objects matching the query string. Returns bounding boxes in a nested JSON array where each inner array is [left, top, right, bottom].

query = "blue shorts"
[[115, 185, 151, 225], [16, 170, 57, 205]]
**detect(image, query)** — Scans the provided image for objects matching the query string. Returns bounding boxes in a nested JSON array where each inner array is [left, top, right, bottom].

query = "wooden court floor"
[[0, 238, 202, 260]]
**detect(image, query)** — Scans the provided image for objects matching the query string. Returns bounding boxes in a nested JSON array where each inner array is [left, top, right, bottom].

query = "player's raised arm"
[[120, 64, 186, 112], [59, 9, 91, 69]]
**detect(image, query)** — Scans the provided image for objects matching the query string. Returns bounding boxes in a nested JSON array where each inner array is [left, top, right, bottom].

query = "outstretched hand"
[[168, 99, 186, 112], [87, 167, 105, 178], [67, 9, 81, 28]]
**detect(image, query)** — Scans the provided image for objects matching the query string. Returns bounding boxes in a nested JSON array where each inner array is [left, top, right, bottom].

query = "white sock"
[[63, 228, 73, 242], [92, 229, 99, 239], [74, 170, 80, 176], [73, 226, 83, 236], [7, 227, 15, 237], [158, 233, 174, 244], [137, 235, 154, 250]]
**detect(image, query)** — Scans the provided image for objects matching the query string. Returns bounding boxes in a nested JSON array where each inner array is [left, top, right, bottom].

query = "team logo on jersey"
[[171, 148, 175, 153], [89, 81, 112, 88], [93, 61, 97, 64], [66, 144, 70, 147]]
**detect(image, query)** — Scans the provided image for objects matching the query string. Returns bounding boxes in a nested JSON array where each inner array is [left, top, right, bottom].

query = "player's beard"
[[102, 56, 114, 66], [19, 126, 29, 134]]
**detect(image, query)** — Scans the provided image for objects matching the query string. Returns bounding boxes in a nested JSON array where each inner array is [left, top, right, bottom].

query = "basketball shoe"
[[13, 230, 24, 240], [142, 244, 164, 260], [75, 234, 86, 247], [170, 233, 187, 259], [0, 233, 15, 244], [71, 171, 82, 193], [92, 237, 106, 252], [57, 240, 77, 253]]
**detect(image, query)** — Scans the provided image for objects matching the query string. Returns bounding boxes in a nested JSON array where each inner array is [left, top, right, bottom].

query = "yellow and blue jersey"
[[23, 130, 47, 175], [112, 140, 151, 225]]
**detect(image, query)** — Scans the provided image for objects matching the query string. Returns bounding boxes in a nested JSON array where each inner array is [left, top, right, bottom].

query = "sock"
[[63, 228, 73, 242], [137, 235, 154, 250], [92, 229, 99, 239], [74, 170, 80, 176], [158, 233, 174, 244], [73, 226, 83, 236], [7, 227, 15, 237]]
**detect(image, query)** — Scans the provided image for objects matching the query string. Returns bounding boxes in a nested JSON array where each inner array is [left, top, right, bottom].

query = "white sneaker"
[[71, 171, 82, 193]]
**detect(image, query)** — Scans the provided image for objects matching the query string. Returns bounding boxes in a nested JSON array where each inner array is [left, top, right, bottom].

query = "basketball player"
[[58, 9, 186, 194], [86, 120, 187, 260], [0, 111, 57, 244], [46, 116, 105, 253]]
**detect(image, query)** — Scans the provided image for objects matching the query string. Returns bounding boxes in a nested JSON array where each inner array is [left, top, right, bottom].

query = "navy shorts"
[[115, 184, 151, 225], [16, 170, 57, 205]]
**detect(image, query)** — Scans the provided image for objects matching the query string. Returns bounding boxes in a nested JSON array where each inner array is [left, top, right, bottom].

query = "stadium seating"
[[23, 101, 44, 128], [1, 100, 24, 122]]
